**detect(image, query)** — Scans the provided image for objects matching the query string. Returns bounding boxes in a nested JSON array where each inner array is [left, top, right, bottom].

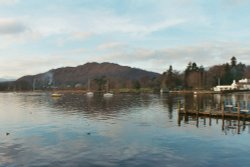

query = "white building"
[[238, 78, 250, 90], [213, 80, 237, 92], [213, 78, 250, 92]]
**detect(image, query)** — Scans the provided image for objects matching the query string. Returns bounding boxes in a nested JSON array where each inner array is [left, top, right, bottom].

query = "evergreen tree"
[[231, 56, 237, 67]]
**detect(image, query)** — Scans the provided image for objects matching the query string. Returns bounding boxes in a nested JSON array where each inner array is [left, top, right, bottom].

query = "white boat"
[[51, 93, 63, 97], [86, 79, 94, 96], [160, 88, 169, 94], [86, 91, 94, 96], [103, 80, 113, 97], [103, 92, 113, 97]]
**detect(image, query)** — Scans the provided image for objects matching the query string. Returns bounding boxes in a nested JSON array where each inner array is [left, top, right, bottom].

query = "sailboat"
[[51, 80, 63, 97], [103, 80, 113, 97], [86, 79, 94, 96], [51, 92, 63, 97]]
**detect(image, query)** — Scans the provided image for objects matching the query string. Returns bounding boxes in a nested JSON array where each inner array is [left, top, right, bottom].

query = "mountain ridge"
[[16, 62, 160, 90]]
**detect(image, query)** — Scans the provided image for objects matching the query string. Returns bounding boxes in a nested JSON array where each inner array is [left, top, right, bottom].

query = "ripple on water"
[[1, 92, 250, 166]]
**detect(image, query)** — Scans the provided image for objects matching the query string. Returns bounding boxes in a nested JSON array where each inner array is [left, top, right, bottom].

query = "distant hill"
[[0, 78, 7, 82], [0, 78, 15, 83], [16, 62, 160, 90]]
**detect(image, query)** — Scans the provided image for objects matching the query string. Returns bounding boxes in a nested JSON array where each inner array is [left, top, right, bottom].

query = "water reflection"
[[177, 93, 250, 135], [49, 93, 154, 119], [1, 92, 250, 166], [47, 92, 250, 136]]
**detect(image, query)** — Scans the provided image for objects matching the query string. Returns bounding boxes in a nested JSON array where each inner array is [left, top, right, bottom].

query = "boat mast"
[[106, 80, 109, 93], [88, 79, 91, 91], [33, 79, 36, 91]]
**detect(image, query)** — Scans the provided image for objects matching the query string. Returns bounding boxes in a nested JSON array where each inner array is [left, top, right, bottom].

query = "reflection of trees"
[[167, 95, 174, 119], [50, 94, 152, 119], [178, 93, 250, 135], [160, 94, 179, 120], [183, 94, 218, 112]]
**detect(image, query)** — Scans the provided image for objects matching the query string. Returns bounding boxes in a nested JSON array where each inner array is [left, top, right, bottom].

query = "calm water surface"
[[1, 92, 250, 167]]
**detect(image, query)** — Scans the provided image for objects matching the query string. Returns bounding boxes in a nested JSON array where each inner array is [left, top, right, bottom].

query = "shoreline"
[[2, 89, 250, 95]]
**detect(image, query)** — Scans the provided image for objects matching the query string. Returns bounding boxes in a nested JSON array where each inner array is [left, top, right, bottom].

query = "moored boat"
[[51, 93, 63, 97]]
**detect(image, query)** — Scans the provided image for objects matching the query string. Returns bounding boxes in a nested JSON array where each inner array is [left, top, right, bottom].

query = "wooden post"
[[222, 117, 225, 131], [209, 106, 212, 126], [237, 102, 240, 120], [222, 101, 225, 131], [177, 111, 181, 126], [209, 105, 212, 126], [221, 102, 225, 119], [196, 117, 199, 128], [237, 102, 241, 134], [178, 100, 180, 114], [184, 100, 186, 114]]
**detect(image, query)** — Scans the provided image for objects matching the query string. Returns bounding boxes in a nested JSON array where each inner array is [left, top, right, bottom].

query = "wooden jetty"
[[178, 101, 250, 120], [177, 101, 250, 134]]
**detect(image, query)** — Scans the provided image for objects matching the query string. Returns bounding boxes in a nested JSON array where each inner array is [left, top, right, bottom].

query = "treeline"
[[0, 76, 160, 92], [161, 57, 248, 90], [1, 57, 249, 92]]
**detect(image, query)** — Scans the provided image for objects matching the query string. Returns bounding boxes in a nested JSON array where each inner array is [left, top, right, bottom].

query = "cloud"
[[0, 18, 27, 35], [222, 0, 248, 6], [0, 0, 19, 5], [85, 12, 186, 36], [25, 8, 187, 38], [70, 32, 93, 40], [97, 42, 126, 50], [2, 41, 250, 79], [0, 31, 41, 49], [55, 32, 93, 47], [91, 41, 250, 73], [0, 47, 91, 78]]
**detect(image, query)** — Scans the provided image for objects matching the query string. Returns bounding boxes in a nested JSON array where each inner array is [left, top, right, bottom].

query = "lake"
[[1, 92, 250, 167]]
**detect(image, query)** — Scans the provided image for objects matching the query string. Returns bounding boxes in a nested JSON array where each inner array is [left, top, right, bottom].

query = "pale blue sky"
[[1, 0, 250, 79]]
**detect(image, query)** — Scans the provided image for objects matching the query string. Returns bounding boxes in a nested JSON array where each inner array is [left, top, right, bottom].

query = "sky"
[[1, 0, 250, 79]]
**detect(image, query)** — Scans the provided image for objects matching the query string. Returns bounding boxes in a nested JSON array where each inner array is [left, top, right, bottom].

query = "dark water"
[[1, 92, 250, 167]]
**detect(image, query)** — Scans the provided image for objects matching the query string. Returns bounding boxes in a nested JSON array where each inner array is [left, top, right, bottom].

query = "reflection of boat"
[[160, 88, 169, 94], [221, 89, 250, 94], [103, 80, 113, 97], [86, 79, 94, 96], [86, 92, 94, 96], [51, 93, 63, 97], [104, 92, 113, 97]]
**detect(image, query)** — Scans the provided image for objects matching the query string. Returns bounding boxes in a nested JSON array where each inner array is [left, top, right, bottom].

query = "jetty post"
[[177, 100, 181, 126], [221, 102, 225, 131], [221, 102, 225, 119], [178, 100, 181, 114], [237, 102, 240, 120], [237, 102, 241, 134], [209, 105, 212, 126]]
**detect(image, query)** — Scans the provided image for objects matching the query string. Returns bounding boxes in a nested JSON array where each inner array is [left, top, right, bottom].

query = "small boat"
[[103, 80, 113, 97], [103, 92, 113, 97], [86, 91, 94, 96], [86, 79, 94, 96], [160, 88, 169, 94], [51, 93, 63, 97]]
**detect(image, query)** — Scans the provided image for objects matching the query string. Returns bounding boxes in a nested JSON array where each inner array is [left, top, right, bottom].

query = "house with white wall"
[[213, 80, 238, 92], [213, 79, 250, 92]]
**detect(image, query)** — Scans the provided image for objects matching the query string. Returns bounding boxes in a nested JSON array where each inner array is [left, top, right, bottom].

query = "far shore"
[[0, 89, 218, 94]]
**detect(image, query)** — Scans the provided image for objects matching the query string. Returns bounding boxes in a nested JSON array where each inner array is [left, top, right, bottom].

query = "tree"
[[94, 76, 107, 91], [161, 65, 182, 90], [133, 80, 141, 90], [165, 65, 175, 89], [231, 56, 237, 67], [184, 62, 205, 89], [205, 57, 246, 87]]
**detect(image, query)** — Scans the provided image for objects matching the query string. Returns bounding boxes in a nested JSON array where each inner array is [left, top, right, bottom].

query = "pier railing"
[[178, 100, 250, 120], [177, 100, 250, 134]]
